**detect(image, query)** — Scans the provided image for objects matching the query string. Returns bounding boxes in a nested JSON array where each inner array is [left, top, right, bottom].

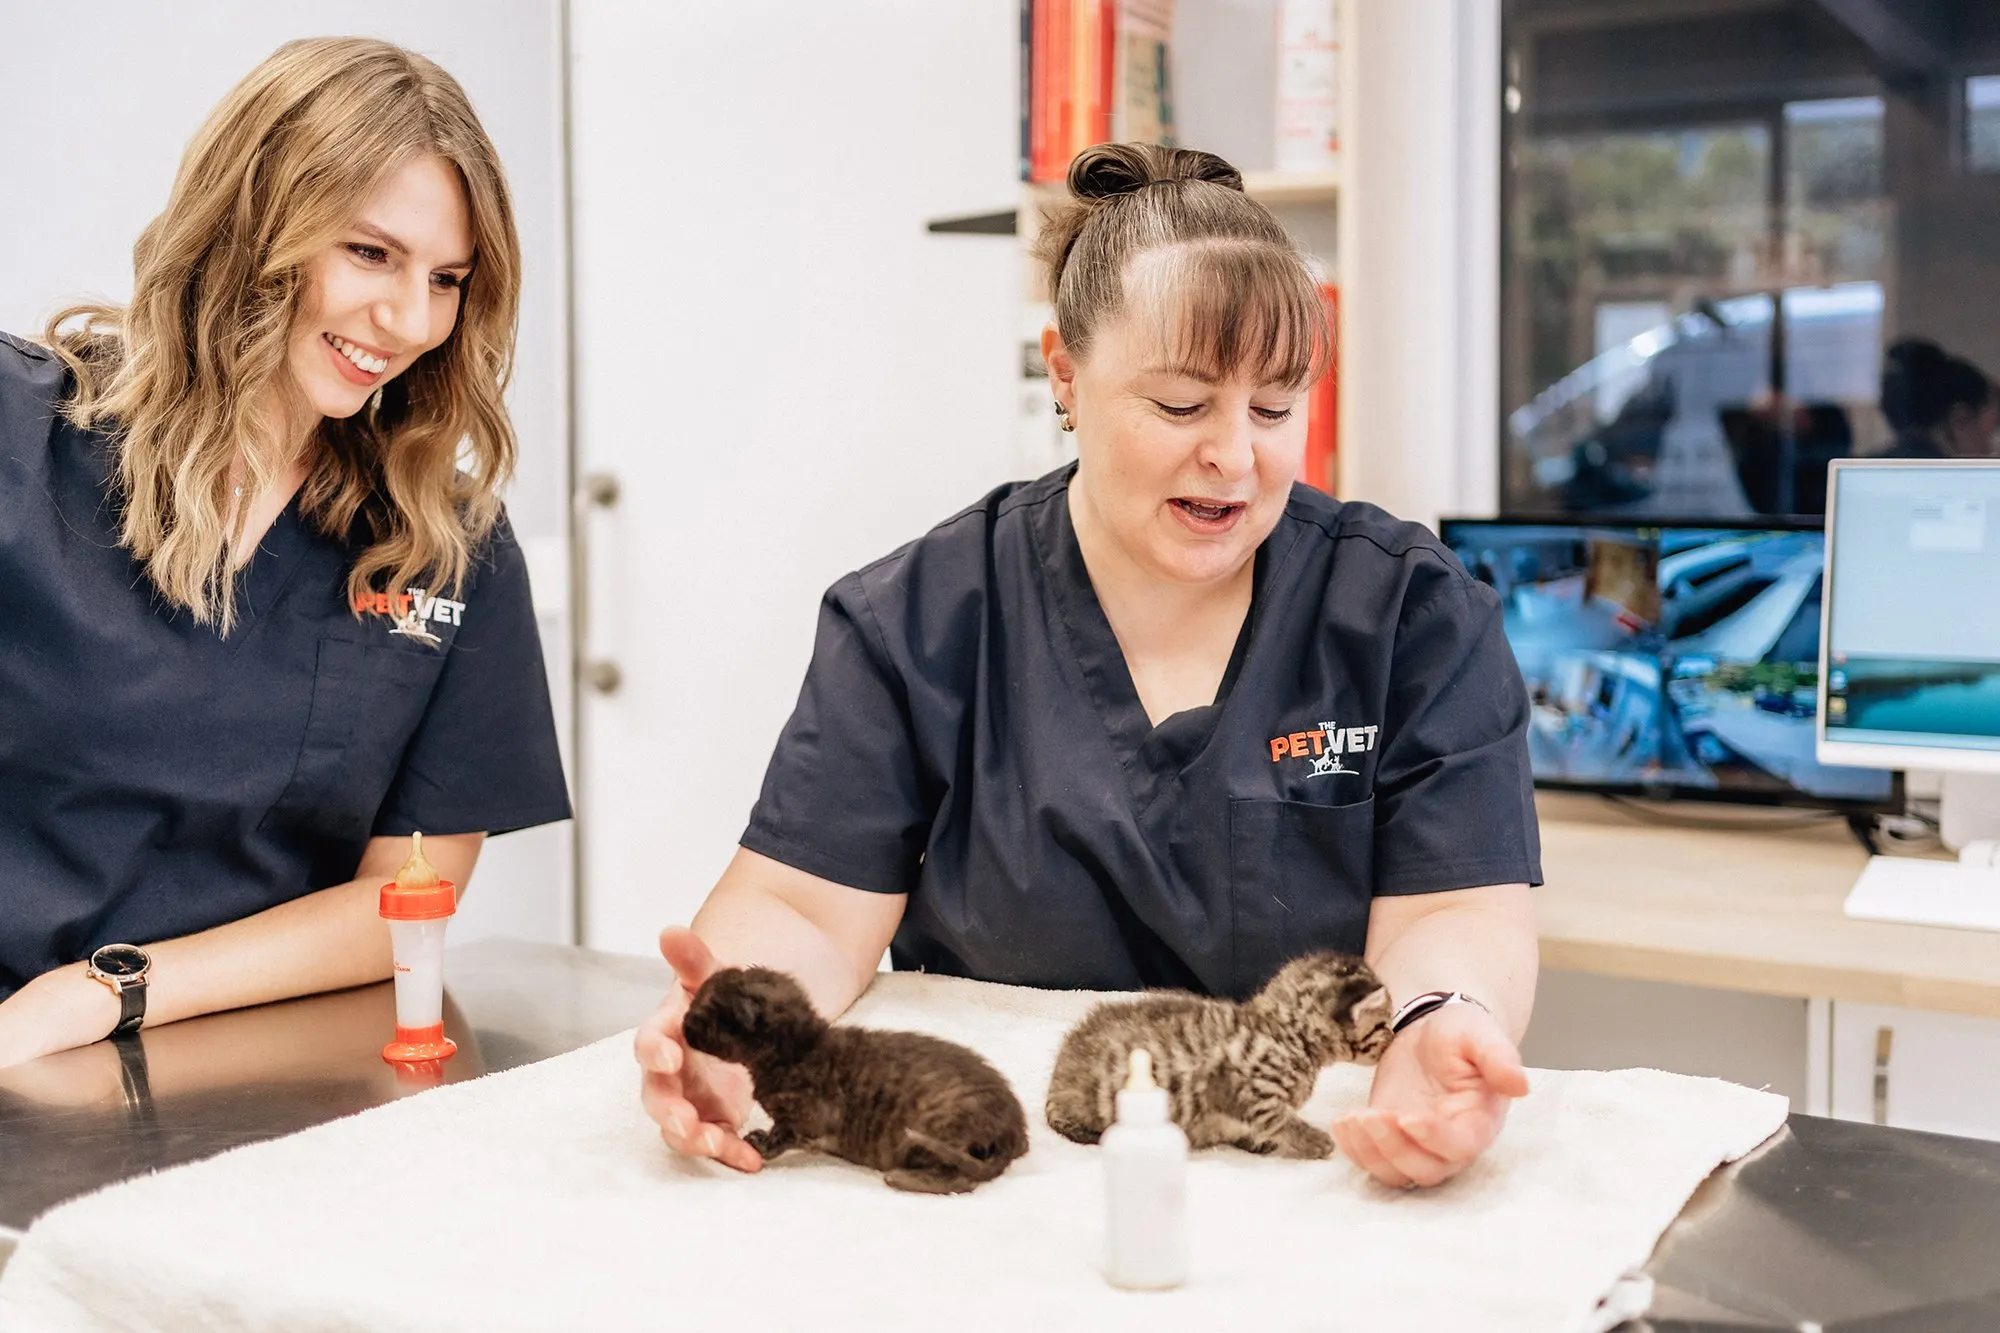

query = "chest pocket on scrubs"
[[262, 637, 445, 841], [1227, 796, 1375, 998]]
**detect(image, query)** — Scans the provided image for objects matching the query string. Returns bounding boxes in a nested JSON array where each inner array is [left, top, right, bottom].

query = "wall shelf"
[[1238, 167, 1341, 204]]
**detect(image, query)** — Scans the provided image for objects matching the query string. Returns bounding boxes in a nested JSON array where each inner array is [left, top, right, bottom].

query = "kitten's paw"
[[1044, 1097, 1107, 1144], [743, 1128, 785, 1160], [886, 1168, 978, 1195], [1278, 1125, 1336, 1159], [1047, 1117, 1104, 1145]]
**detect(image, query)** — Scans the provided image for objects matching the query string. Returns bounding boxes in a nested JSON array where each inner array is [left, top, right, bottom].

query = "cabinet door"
[[1829, 1002, 2000, 1140]]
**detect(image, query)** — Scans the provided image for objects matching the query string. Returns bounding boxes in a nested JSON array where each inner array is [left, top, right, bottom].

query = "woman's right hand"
[[634, 926, 763, 1173]]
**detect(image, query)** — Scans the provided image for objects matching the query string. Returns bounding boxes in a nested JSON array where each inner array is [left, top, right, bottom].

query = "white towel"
[[0, 972, 1785, 1333]]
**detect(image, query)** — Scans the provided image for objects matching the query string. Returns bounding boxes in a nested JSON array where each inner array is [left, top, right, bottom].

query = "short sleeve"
[[372, 516, 572, 837], [739, 576, 932, 894], [1372, 579, 1543, 895]]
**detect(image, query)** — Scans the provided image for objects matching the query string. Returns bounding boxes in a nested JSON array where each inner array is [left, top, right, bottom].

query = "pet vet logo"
[[1267, 719, 1380, 777], [352, 588, 466, 647]]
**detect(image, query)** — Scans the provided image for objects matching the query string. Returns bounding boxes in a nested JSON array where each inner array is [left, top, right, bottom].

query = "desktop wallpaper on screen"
[[1823, 478, 2000, 752], [1442, 519, 1896, 809]]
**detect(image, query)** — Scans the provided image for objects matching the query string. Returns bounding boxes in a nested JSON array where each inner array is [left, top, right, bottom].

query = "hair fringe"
[[1032, 141, 1330, 389]]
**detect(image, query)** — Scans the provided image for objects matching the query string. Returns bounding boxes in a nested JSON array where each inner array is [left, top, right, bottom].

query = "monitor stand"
[[1844, 854, 2000, 933], [1940, 772, 2000, 852]]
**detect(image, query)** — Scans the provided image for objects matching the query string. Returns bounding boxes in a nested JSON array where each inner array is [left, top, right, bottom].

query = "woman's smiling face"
[[1049, 279, 1312, 590], [286, 153, 475, 423]]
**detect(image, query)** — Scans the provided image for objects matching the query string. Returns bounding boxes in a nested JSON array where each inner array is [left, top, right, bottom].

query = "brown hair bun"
[[1067, 142, 1244, 201]]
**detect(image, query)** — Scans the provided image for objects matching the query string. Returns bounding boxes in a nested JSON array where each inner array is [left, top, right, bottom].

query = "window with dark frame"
[[1501, 0, 2000, 521]]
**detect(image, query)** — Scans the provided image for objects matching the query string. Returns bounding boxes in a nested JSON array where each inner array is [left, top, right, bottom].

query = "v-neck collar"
[[224, 495, 313, 646], [65, 432, 315, 647], [1029, 469, 1301, 806]]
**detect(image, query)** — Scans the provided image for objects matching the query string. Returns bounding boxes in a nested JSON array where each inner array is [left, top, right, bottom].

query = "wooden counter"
[[1534, 792, 2000, 1018]]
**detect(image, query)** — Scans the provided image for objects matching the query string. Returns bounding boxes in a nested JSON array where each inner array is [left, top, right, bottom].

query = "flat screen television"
[[1439, 516, 1899, 812]]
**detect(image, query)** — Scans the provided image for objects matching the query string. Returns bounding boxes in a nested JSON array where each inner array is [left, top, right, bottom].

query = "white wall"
[[568, 1, 1024, 952], [0, 1, 573, 945]]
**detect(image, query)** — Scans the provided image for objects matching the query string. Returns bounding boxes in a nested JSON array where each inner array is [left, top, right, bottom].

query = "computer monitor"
[[1819, 459, 2000, 774], [1439, 517, 1896, 812], [1818, 458, 2000, 932]]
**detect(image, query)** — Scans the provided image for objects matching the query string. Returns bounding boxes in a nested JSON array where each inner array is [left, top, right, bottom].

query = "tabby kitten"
[[1045, 952, 1392, 1159]]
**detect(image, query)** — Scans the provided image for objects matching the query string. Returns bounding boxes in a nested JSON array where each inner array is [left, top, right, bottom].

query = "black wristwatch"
[[87, 943, 152, 1036]]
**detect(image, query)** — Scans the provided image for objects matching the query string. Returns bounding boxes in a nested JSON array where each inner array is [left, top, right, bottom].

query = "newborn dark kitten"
[[1045, 952, 1392, 1159], [681, 967, 1030, 1194]]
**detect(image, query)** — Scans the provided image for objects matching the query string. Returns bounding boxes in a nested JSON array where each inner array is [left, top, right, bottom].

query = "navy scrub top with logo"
[[742, 465, 1542, 1001], [0, 332, 571, 1000]]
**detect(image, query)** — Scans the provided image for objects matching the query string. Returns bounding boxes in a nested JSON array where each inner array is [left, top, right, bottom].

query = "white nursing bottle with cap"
[[1102, 1047, 1189, 1290], [378, 831, 459, 1065]]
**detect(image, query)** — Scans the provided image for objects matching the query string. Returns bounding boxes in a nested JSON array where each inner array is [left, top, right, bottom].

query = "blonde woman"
[[0, 38, 569, 1066]]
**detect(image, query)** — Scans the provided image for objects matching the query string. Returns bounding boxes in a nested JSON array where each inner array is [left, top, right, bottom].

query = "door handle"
[[574, 472, 622, 695], [1872, 1025, 1893, 1125]]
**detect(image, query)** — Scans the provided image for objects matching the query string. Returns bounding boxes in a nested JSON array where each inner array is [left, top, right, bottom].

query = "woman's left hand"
[[1331, 1001, 1530, 1189]]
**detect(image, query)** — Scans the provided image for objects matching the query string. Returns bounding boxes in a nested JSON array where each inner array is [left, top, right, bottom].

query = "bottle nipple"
[[395, 831, 440, 889], [1124, 1047, 1158, 1094]]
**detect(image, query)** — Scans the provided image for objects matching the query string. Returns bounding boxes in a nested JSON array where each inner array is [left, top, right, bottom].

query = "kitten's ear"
[[724, 986, 765, 1035], [1356, 986, 1392, 1027]]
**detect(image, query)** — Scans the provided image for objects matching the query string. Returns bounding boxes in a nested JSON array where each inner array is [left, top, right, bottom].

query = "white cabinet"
[[1829, 1002, 2000, 1141], [1523, 971, 1813, 1108]]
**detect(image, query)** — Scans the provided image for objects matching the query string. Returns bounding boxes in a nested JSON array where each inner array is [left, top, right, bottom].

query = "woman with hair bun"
[[0, 38, 569, 1064], [1880, 337, 1998, 458], [637, 143, 1541, 1189]]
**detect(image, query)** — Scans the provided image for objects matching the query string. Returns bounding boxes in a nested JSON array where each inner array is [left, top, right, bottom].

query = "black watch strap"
[[111, 980, 147, 1035], [1389, 990, 1489, 1034]]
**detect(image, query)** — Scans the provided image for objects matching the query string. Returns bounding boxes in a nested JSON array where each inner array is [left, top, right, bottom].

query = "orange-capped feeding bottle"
[[379, 832, 458, 1065]]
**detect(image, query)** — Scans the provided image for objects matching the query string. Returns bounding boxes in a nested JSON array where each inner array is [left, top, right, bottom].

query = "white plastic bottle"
[[1102, 1048, 1189, 1290]]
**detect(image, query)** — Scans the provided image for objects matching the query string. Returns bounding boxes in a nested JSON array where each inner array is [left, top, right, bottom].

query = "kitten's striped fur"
[[1045, 952, 1392, 1159]]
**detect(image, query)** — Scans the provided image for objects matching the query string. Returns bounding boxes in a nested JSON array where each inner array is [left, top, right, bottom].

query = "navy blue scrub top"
[[0, 332, 571, 1000], [742, 466, 1542, 1001]]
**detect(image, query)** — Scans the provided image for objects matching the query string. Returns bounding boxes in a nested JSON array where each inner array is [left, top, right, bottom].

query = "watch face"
[[91, 944, 150, 978]]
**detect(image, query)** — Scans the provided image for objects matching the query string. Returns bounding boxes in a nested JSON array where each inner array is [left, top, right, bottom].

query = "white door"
[[567, 1, 1025, 953]]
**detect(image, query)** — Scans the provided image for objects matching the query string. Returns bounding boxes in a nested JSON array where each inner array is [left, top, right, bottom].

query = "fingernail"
[[666, 1113, 688, 1139]]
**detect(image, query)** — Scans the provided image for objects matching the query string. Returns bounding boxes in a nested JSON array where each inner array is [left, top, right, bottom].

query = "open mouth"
[[1170, 497, 1246, 527], [323, 332, 390, 383]]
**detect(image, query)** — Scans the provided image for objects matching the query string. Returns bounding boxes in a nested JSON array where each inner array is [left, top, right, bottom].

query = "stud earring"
[[1053, 400, 1075, 433]]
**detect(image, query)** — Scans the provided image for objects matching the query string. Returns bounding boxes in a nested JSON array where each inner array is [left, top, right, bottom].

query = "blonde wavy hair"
[[44, 36, 521, 634]]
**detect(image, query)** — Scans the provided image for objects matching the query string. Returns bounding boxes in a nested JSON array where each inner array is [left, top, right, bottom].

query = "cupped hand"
[[1330, 1001, 1529, 1189], [634, 927, 761, 1173]]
